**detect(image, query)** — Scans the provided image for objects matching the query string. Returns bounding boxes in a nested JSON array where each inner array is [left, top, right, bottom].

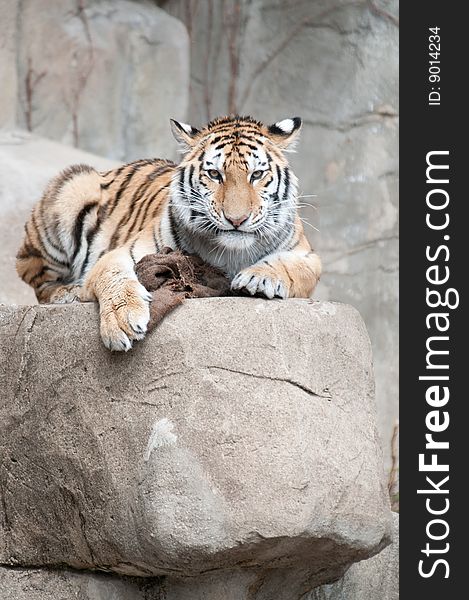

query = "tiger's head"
[[168, 115, 302, 262]]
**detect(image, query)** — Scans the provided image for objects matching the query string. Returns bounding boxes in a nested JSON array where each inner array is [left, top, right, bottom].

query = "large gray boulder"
[[0, 298, 392, 591], [0, 130, 118, 306], [3, 0, 189, 162]]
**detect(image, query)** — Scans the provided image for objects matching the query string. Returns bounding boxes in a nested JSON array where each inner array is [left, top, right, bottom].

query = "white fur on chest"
[[183, 233, 262, 278]]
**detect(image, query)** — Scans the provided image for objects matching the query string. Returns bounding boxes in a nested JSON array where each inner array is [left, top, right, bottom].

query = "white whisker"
[[299, 216, 320, 233], [297, 203, 317, 210]]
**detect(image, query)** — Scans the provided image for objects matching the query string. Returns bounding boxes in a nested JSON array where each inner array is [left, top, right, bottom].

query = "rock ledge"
[[0, 298, 392, 594]]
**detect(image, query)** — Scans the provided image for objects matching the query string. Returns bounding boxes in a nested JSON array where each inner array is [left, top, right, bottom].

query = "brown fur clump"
[[135, 248, 232, 331]]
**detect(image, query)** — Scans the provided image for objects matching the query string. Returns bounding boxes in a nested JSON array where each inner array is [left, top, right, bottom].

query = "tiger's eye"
[[251, 170, 264, 180], [207, 169, 221, 180]]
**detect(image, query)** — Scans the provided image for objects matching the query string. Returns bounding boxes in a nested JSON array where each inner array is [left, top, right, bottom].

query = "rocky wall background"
[[0, 0, 190, 160], [0, 0, 398, 467]]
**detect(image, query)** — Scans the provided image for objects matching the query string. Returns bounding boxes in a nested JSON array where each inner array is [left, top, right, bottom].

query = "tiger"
[[16, 115, 322, 351]]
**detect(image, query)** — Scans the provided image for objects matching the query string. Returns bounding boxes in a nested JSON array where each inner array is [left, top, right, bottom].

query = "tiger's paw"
[[231, 266, 289, 299], [99, 280, 152, 352], [48, 284, 83, 304]]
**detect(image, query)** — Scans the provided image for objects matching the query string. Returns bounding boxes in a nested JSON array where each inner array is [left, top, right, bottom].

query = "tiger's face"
[[169, 116, 302, 254]]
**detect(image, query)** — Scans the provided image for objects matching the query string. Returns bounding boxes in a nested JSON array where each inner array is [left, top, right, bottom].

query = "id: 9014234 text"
[[428, 27, 441, 106]]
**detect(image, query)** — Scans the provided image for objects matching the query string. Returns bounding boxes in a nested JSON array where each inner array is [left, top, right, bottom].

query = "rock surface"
[[162, 0, 399, 467], [0, 510, 399, 599], [0, 567, 157, 600], [0, 130, 119, 306], [0, 298, 392, 587], [310, 512, 399, 599], [0, 1, 18, 130], [2, 0, 189, 161]]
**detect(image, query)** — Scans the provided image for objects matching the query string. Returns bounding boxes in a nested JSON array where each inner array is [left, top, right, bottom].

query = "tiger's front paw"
[[99, 280, 152, 352], [231, 266, 289, 299]]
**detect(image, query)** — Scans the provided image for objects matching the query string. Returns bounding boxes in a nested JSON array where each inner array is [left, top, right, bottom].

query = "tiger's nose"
[[225, 213, 250, 228]]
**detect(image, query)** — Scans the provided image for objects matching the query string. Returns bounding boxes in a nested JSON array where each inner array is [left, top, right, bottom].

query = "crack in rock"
[[206, 366, 332, 400]]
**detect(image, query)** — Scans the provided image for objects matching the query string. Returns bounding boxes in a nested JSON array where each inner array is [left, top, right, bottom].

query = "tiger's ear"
[[170, 119, 200, 150], [267, 117, 302, 151]]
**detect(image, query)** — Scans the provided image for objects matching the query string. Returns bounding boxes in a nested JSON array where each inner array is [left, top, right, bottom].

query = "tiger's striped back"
[[17, 159, 176, 302]]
